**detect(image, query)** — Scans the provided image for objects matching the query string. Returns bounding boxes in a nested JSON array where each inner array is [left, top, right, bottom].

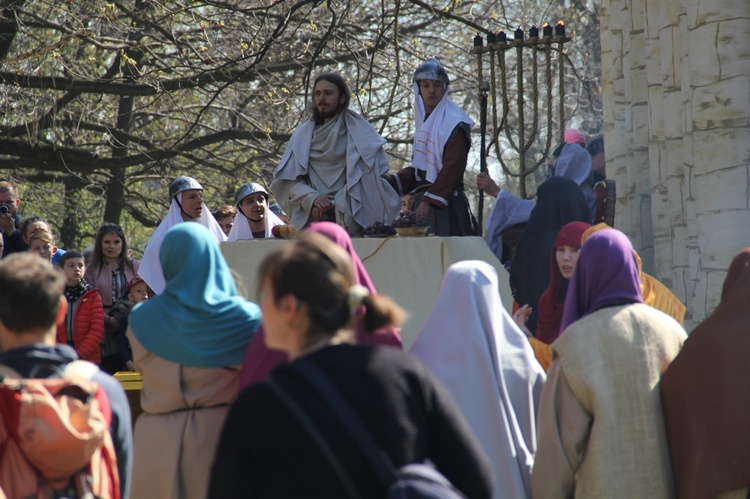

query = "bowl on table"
[[394, 226, 429, 237]]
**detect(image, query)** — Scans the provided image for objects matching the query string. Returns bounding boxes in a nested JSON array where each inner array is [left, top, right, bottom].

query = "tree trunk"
[[61, 177, 80, 250], [102, 0, 148, 225]]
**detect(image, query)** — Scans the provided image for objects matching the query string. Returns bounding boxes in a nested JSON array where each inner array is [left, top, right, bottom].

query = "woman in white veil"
[[410, 260, 546, 499]]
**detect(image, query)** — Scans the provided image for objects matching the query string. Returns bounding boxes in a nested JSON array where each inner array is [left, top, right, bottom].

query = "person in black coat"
[[209, 232, 494, 499]]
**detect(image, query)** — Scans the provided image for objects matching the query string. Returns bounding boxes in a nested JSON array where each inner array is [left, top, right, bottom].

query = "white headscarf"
[[227, 209, 285, 240], [410, 260, 546, 499], [138, 193, 227, 294], [411, 81, 474, 183], [555, 142, 597, 221]]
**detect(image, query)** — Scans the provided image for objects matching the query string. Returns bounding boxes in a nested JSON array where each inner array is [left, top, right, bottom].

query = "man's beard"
[[315, 103, 341, 122]]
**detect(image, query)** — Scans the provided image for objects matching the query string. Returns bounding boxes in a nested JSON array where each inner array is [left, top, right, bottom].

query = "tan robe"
[[127, 329, 240, 499], [531, 304, 686, 499]]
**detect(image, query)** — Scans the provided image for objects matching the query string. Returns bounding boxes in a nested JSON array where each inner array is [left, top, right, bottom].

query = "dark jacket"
[[1, 214, 24, 257], [209, 344, 494, 498]]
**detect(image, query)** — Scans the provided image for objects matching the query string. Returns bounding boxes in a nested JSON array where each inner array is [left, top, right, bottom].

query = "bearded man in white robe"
[[271, 73, 401, 235]]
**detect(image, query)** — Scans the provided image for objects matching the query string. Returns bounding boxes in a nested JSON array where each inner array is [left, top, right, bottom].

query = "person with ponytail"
[[209, 233, 493, 498], [238, 221, 402, 389]]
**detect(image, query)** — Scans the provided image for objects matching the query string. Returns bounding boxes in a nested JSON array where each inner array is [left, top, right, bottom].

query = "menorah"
[[471, 22, 571, 226]]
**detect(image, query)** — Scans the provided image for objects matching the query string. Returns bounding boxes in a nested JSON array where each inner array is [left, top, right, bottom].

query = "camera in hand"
[[0, 204, 11, 215]]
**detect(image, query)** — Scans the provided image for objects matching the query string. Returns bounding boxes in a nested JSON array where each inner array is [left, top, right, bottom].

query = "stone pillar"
[[599, 0, 750, 330]]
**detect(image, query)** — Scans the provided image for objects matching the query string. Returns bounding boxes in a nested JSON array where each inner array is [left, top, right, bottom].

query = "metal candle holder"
[[472, 24, 571, 199]]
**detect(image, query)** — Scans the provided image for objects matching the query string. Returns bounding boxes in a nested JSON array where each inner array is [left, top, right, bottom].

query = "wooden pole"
[[478, 80, 490, 234]]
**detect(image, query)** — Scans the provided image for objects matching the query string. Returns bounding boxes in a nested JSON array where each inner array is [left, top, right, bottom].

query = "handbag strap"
[[266, 376, 363, 499], [290, 359, 399, 487]]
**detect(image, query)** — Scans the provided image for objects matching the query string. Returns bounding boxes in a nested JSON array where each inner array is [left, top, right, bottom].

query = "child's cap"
[[128, 276, 146, 292]]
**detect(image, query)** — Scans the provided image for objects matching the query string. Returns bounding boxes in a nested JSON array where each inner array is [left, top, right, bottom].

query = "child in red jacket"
[[56, 250, 104, 364]]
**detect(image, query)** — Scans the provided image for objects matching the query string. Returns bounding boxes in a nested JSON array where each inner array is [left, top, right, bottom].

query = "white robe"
[[227, 210, 285, 241], [411, 81, 474, 184], [138, 195, 226, 294], [410, 261, 546, 499], [271, 110, 400, 234]]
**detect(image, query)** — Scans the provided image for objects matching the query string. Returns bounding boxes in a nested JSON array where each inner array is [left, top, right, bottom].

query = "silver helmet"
[[168, 176, 203, 200], [234, 182, 269, 206], [413, 58, 450, 86]]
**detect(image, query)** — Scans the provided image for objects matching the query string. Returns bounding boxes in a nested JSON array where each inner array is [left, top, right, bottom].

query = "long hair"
[[310, 73, 351, 125], [257, 233, 403, 347], [509, 176, 590, 334], [88, 223, 136, 277]]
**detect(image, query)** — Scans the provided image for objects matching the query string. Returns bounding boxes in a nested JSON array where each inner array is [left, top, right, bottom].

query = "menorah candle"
[[498, 29, 507, 42], [543, 23, 553, 36], [555, 21, 565, 36], [474, 33, 483, 47], [529, 25, 539, 38], [514, 27, 524, 40]]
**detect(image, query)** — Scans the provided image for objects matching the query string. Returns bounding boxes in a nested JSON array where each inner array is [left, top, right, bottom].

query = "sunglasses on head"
[[99, 224, 123, 234]]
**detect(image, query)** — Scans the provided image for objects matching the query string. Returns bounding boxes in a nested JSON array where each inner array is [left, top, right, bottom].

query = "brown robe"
[[660, 248, 750, 499], [386, 124, 476, 236]]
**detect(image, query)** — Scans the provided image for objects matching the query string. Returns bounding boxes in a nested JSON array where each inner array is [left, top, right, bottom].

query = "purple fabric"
[[238, 326, 289, 390], [239, 222, 402, 390], [307, 222, 376, 293], [560, 229, 643, 332], [307, 223, 401, 347]]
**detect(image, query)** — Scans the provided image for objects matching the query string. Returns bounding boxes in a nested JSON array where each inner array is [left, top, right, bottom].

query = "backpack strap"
[[63, 360, 112, 425], [289, 360, 399, 487], [267, 377, 363, 499]]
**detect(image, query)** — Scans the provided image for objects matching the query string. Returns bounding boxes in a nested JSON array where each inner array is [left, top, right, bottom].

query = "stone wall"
[[599, 0, 750, 330]]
